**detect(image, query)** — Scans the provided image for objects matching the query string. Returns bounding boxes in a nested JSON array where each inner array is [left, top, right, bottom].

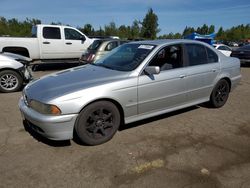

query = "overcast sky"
[[0, 0, 249, 35]]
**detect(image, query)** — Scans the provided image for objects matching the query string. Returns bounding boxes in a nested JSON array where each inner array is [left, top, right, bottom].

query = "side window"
[[105, 41, 118, 51], [43, 27, 61, 39], [206, 47, 218, 63], [64, 28, 85, 40], [148, 44, 183, 71], [186, 44, 207, 66]]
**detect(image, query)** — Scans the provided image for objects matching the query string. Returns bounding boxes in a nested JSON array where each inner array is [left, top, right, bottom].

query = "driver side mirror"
[[144, 66, 160, 75], [80, 36, 86, 43]]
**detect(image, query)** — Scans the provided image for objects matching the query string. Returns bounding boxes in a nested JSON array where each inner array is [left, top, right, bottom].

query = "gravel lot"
[[0, 64, 250, 188]]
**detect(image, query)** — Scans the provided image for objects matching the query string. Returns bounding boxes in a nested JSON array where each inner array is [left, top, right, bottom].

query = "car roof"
[[129, 39, 211, 47]]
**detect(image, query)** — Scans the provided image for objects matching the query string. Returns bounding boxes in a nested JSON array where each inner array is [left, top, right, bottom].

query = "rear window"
[[206, 47, 218, 63], [186, 44, 218, 66], [31, 26, 37, 38], [105, 41, 118, 51], [186, 44, 208, 66], [88, 40, 104, 50], [43, 27, 61, 39]]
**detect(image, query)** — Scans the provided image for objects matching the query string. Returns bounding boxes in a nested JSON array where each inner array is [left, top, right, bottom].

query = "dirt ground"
[[0, 64, 250, 188]]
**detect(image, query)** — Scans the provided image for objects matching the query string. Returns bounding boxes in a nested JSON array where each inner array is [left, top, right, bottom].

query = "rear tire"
[[209, 79, 230, 108], [0, 70, 23, 93], [75, 101, 121, 145]]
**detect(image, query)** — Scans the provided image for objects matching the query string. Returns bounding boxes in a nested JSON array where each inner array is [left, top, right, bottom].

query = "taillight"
[[87, 54, 95, 62]]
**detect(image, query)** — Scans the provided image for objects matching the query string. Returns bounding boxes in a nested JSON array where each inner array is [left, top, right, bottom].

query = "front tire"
[[75, 101, 121, 145], [209, 79, 230, 108], [0, 70, 23, 93]]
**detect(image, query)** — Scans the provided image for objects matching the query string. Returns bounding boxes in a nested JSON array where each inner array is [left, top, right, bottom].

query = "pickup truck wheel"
[[209, 79, 230, 108], [0, 70, 23, 93], [75, 101, 120, 145]]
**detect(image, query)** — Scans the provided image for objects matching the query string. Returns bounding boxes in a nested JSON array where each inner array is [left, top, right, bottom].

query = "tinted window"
[[186, 44, 208, 66], [206, 47, 218, 63], [88, 40, 104, 50], [105, 41, 118, 51], [149, 44, 183, 71], [43, 27, 61, 39], [64, 28, 84, 40]]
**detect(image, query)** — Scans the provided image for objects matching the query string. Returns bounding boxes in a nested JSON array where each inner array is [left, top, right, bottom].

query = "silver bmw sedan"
[[19, 40, 241, 145]]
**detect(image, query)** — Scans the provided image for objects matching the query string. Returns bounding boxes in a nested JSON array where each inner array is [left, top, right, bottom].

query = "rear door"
[[40, 26, 64, 59], [184, 43, 220, 102]]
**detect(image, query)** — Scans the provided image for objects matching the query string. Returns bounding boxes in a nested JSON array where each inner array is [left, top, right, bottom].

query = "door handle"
[[179, 75, 186, 78], [66, 42, 72, 45], [43, 41, 50, 44], [212, 69, 217, 72]]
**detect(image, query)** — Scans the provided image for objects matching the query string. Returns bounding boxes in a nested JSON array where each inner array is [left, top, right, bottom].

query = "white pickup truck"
[[0, 24, 94, 60]]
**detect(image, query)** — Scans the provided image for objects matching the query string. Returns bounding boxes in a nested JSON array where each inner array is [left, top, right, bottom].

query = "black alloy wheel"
[[209, 79, 230, 108], [75, 101, 121, 145]]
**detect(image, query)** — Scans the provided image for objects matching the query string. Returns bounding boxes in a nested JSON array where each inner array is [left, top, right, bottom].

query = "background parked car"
[[229, 42, 239, 47], [0, 52, 32, 93], [0, 24, 94, 60], [79, 39, 128, 63], [231, 44, 250, 64], [213, 44, 232, 57]]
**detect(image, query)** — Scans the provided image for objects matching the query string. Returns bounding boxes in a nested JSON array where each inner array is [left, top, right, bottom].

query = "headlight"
[[29, 100, 61, 115]]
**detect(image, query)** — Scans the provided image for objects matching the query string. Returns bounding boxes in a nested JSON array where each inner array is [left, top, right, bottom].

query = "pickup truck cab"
[[0, 24, 94, 60]]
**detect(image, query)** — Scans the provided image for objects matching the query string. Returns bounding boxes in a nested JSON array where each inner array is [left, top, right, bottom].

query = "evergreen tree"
[[141, 8, 160, 39], [130, 20, 141, 39], [208, 25, 215, 34], [81, 24, 95, 36]]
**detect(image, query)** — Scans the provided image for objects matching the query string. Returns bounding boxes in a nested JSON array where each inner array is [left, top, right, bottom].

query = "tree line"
[[0, 8, 250, 41]]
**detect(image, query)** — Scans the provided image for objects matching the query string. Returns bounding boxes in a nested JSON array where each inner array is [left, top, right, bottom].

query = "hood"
[[0, 52, 32, 65], [25, 64, 129, 102]]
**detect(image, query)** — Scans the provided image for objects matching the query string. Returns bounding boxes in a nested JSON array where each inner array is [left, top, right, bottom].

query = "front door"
[[138, 44, 188, 115], [63, 28, 89, 58]]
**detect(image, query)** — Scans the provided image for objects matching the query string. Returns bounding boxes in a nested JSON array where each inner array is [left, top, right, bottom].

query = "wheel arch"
[[218, 77, 232, 92], [78, 98, 125, 125], [0, 68, 23, 77], [2, 46, 30, 58]]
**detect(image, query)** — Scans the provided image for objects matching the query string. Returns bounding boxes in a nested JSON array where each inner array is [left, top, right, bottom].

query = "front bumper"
[[239, 59, 250, 64], [19, 97, 78, 140], [18, 66, 33, 82]]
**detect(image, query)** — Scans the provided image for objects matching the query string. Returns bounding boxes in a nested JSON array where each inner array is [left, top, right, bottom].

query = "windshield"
[[95, 43, 156, 71]]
